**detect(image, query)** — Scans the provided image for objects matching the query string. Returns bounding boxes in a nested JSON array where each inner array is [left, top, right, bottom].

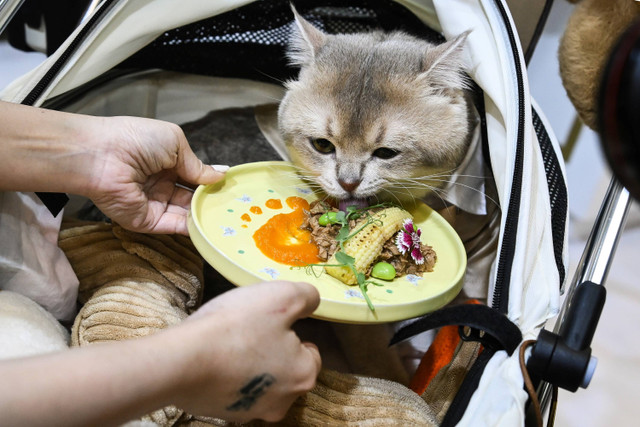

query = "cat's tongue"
[[339, 198, 370, 212]]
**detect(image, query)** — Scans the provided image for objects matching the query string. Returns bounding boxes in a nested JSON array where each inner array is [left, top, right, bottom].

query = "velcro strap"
[[390, 304, 522, 355]]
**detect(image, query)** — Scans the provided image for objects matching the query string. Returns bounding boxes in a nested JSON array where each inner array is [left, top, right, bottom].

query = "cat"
[[276, 12, 483, 382], [278, 9, 475, 211]]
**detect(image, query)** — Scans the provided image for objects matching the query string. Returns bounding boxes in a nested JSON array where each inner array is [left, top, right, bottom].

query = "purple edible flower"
[[395, 218, 425, 264], [411, 246, 425, 265]]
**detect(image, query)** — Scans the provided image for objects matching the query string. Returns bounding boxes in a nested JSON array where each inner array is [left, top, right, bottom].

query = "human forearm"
[[0, 101, 106, 197], [0, 331, 187, 427], [0, 329, 194, 427], [0, 282, 321, 426]]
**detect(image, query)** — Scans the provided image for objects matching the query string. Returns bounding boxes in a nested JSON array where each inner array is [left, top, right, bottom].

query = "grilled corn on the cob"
[[325, 207, 412, 284]]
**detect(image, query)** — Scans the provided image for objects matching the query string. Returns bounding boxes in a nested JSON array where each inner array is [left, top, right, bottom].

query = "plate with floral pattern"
[[188, 161, 467, 324]]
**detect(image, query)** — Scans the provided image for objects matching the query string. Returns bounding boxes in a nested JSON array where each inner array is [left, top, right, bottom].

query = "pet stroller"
[[1, 0, 610, 425]]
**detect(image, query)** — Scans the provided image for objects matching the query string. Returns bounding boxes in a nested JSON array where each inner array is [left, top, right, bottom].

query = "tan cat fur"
[[279, 9, 474, 205]]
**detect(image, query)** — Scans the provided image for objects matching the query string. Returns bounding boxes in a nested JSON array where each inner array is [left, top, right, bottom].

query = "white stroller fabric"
[[434, 1, 566, 424], [0, 191, 78, 321], [1, 0, 567, 425]]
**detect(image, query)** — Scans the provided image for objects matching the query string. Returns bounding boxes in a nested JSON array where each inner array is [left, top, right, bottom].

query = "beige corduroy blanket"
[[60, 221, 475, 426]]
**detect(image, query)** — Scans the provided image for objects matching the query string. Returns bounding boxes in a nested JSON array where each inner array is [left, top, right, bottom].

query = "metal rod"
[[78, 0, 104, 25], [555, 177, 630, 331], [0, 0, 25, 36], [537, 176, 631, 415]]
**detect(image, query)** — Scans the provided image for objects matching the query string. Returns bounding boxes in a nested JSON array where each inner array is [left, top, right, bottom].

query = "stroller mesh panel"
[[119, 0, 444, 85]]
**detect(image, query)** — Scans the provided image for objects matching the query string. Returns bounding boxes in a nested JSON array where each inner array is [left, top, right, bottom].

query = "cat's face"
[[279, 11, 473, 208]]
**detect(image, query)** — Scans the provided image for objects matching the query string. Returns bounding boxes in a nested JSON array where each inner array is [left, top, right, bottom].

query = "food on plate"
[[302, 201, 437, 285], [252, 196, 321, 266], [250, 196, 437, 312], [323, 206, 411, 284], [371, 262, 397, 281], [252, 196, 437, 293]]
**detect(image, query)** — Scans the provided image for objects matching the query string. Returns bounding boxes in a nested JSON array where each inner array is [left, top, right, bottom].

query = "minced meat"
[[302, 200, 437, 278], [300, 201, 341, 261]]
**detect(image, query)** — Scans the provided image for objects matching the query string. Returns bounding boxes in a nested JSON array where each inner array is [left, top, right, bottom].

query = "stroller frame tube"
[[562, 178, 632, 293], [536, 177, 631, 414], [0, 0, 25, 35]]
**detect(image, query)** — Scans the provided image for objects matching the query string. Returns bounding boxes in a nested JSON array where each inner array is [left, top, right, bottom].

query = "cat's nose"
[[338, 179, 361, 193]]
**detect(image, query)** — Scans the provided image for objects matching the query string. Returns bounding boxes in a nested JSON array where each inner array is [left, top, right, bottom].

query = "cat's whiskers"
[[420, 178, 499, 207], [378, 187, 405, 206], [404, 182, 451, 207], [412, 169, 489, 181], [265, 165, 326, 193], [278, 180, 324, 192], [255, 69, 288, 87], [393, 175, 499, 208], [420, 167, 460, 179], [271, 165, 316, 182], [382, 182, 423, 205]]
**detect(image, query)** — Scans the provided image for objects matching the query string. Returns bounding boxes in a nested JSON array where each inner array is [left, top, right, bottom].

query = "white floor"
[[2, 4, 640, 425]]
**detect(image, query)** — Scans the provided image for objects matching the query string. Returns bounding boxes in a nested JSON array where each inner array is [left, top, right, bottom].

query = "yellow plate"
[[188, 161, 466, 324]]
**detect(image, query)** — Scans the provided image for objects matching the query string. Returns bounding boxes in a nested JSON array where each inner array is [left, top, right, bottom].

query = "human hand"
[[87, 116, 226, 234], [168, 281, 321, 423], [0, 102, 223, 234]]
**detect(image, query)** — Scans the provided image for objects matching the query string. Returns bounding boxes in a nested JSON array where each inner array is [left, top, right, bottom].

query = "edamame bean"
[[318, 211, 338, 226], [371, 262, 396, 280]]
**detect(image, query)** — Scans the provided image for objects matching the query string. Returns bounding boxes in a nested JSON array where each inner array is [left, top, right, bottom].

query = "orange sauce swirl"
[[265, 199, 283, 209], [253, 197, 320, 266]]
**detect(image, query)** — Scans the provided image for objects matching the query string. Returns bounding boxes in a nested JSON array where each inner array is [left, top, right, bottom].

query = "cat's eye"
[[310, 138, 335, 154], [372, 147, 400, 159]]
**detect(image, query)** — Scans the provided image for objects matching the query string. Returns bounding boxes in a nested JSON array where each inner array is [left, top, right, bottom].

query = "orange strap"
[[409, 299, 481, 395]]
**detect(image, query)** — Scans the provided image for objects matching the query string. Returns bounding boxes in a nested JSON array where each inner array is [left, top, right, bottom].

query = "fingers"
[[156, 122, 228, 186], [278, 281, 321, 324], [169, 184, 196, 210], [138, 183, 198, 235], [301, 341, 322, 377], [292, 284, 322, 377], [284, 283, 322, 378], [152, 210, 190, 235], [175, 138, 229, 186], [296, 282, 321, 318]]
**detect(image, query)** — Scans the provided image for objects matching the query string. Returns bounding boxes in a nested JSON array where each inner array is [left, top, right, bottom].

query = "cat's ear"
[[419, 31, 470, 90], [287, 5, 327, 66]]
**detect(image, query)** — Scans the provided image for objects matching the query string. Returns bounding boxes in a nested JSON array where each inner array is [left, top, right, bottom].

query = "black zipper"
[[442, 0, 527, 421], [441, 347, 497, 427], [490, 0, 526, 314], [22, 0, 118, 216], [21, 0, 118, 106]]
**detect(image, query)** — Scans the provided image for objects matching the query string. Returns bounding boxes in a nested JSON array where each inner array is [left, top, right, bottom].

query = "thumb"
[[284, 282, 321, 324], [176, 143, 229, 185]]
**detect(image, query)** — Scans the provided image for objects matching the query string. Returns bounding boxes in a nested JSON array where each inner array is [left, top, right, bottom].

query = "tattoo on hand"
[[226, 373, 276, 411]]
